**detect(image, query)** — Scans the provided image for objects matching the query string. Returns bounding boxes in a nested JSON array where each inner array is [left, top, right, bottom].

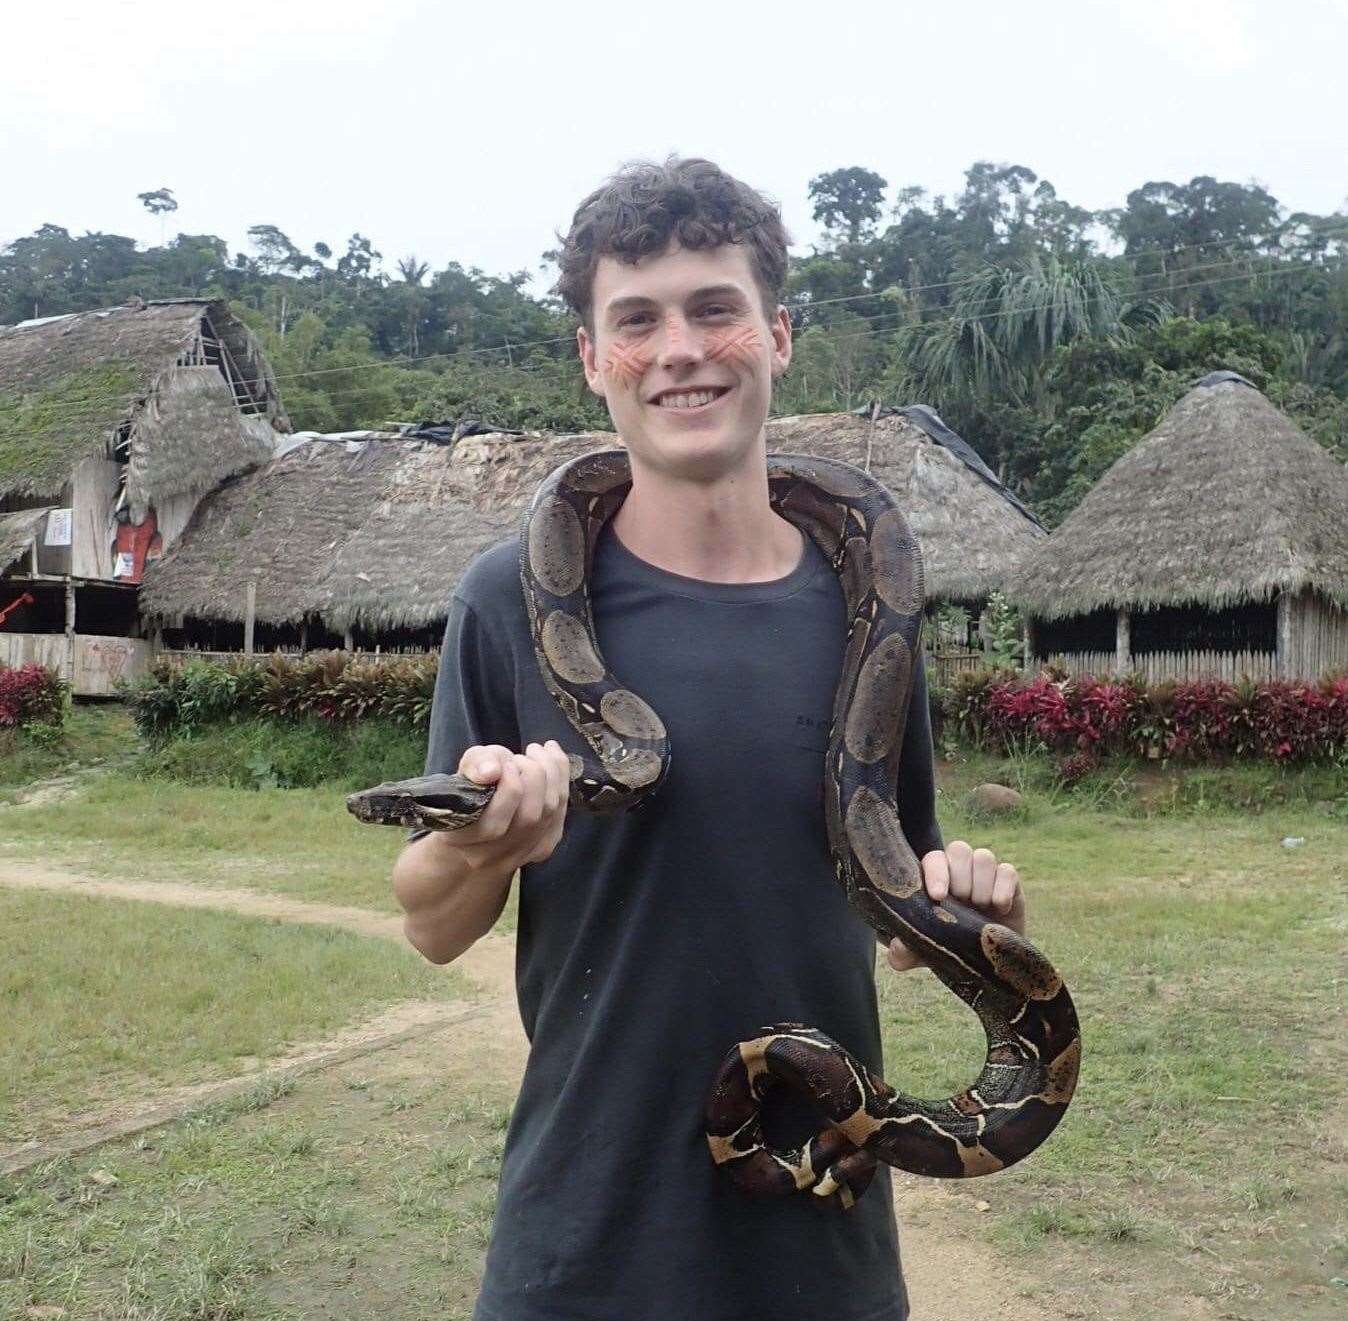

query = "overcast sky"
[[4, 0, 1346, 294]]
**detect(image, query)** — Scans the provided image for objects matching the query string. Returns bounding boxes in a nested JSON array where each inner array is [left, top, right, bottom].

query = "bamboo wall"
[[1042, 649, 1279, 682], [1285, 591, 1348, 679], [1038, 591, 1348, 683], [1039, 650, 1118, 679]]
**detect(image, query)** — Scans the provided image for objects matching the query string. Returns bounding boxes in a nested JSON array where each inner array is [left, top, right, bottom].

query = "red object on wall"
[[0, 592, 35, 628], [113, 513, 163, 584]]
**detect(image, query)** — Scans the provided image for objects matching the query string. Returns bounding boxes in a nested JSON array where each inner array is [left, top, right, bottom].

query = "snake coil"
[[348, 448, 1081, 1210]]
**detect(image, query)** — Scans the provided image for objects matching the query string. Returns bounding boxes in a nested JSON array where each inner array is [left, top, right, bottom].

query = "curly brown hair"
[[555, 157, 790, 330]]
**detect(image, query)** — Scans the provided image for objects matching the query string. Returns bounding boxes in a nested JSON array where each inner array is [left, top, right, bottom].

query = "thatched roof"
[[765, 408, 1044, 603], [139, 429, 610, 630], [141, 408, 1043, 631], [0, 506, 52, 575], [0, 299, 288, 511], [1008, 374, 1348, 621]]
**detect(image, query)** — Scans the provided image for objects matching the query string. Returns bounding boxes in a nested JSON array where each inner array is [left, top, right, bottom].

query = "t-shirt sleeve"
[[407, 592, 519, 843], [895, 648, 943, 859], [424, 593, 519, 775]]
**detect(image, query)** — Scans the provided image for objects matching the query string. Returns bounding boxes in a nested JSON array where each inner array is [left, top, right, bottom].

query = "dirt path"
[[2, 862, 1060, 1318], [0, 860, 516, 999]]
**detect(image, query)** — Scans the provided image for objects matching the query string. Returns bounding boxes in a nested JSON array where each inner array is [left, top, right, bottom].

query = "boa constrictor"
[[347, 448, 1081, 1211]]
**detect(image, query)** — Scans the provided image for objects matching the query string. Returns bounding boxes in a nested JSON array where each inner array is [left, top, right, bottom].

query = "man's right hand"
[[444, 739, 573, 873], [391, 739, 572, 964]]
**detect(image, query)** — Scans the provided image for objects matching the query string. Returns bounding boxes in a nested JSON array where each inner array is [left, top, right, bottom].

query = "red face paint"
[[603, 340, 653, 392], [706, 325, 762, 368]]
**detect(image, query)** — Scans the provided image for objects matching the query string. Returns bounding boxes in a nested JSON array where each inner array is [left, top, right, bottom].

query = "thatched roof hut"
[[1008, 373, 1348, 681], [1, 299, 287, 523], [140, 407, 1041, 643], [766, 406, 1044, 604], [0, 298, 289, 693]]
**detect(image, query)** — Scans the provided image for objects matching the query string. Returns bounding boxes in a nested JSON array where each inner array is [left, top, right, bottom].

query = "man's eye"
[[619, 314, 652, 328], [699, 304, 732, 317]]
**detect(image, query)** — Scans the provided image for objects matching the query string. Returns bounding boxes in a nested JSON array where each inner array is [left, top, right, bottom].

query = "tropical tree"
[[808, 167, 888, 246]]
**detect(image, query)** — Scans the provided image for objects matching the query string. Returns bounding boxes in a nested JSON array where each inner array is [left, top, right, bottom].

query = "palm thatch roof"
[[1008, 374, 1348, 621], [141, 408, 1043, 632], [0, 506, 52, 575], [0, 299, 288, 513], [766, 407, 1044, 603]]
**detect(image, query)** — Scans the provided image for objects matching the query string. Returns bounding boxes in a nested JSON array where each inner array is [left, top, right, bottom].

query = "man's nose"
[[656, 310, 703, 369]]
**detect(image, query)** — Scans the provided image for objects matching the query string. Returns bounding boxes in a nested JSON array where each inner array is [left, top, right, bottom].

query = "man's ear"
[[769, 305, 793, 380], [576, 325, 606, 398]]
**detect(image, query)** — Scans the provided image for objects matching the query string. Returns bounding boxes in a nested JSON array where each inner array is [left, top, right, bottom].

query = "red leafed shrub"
[[1249, 677, 1348, 761], [980, 673, 1142, 753], [0, 663, 67, 729], [948, 667, 1348, 764]]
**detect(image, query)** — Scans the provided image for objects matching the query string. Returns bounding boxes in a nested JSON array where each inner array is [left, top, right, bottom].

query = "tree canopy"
[[3, 161, 1344, 524]]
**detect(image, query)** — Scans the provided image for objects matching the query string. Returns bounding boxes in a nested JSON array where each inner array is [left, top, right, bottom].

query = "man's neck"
[[610, 449, 803, 585]]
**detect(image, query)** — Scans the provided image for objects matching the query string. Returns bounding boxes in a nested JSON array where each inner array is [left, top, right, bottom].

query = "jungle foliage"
[[3, 163, 1346, 523]]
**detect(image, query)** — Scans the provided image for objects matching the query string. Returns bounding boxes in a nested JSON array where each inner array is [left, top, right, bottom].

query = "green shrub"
[[142, 716, 425, 790], [127, 651, 437, 741]]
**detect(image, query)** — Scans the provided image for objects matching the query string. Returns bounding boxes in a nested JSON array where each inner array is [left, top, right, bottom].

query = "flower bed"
[[946, 667, 1348, 764]]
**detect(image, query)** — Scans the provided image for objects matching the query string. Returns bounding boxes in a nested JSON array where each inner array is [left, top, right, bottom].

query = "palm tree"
[[396, 255, 430, 286], [893, 255, 1167, 414]]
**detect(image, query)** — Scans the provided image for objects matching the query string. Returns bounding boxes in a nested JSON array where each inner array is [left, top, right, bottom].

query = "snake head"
[[345, 773, 494, 831]]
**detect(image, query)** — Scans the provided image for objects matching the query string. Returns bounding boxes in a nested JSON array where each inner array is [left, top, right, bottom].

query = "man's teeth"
[[657, 389, 720, 409]]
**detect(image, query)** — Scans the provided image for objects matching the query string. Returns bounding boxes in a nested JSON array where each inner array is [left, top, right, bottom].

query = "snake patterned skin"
[[347, 448, 1081, 1211]]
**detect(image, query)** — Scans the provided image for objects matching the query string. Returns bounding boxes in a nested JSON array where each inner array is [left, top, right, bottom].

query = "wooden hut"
[[1008, 372, 1348, 682], [140, 407, 1043, 669], [0, 298, 289, 693]]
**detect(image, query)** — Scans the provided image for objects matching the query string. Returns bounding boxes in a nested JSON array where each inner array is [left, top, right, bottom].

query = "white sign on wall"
[[113, 552, 136, 579], [44, 508, 73, 546]]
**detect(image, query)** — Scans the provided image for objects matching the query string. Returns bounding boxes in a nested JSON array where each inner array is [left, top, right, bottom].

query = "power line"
[[297, 260, 1336, 410], [10, 229, 1331, 399], [16, 246, 1337, 417], [16, 256, 1334, 433]]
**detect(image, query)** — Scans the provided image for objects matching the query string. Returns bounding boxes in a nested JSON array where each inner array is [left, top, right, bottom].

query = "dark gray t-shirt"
[[421, 524, 942, 1321]]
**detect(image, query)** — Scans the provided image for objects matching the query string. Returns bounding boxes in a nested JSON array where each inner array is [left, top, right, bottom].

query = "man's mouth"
[[649, 386, 731, 411]]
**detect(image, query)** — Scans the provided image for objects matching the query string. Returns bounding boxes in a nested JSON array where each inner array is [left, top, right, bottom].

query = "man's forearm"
[[391, 832, 513, 964]]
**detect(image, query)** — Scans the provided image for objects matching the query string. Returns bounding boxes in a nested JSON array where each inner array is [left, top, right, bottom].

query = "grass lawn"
[[878, 760, 1348, 1317], [0, 703, 449, 913], [1, 889, 468, 1141], [0, 1066, 511, 1321], [0, 703, 137, 799], [3, 706, 1347, 1316], [1, 773, 416, 911]]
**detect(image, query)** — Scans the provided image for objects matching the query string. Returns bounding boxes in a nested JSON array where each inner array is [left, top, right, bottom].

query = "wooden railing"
[[926, 648, 985, 689], [1038, 650, 1279, 683]]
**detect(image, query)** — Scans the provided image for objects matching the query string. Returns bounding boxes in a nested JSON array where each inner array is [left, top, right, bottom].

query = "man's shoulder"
[[454, 537, 523, 621]]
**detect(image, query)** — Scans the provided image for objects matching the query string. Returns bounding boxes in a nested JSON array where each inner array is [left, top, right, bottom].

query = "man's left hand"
[[885, 840, 1025, 973]]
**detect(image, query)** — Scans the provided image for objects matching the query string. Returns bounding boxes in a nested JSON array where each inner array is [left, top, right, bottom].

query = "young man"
[[391, 157, 1026, 1321]]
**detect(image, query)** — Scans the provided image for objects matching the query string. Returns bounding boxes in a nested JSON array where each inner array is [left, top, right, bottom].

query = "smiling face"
[[577, 242, 792, 481]]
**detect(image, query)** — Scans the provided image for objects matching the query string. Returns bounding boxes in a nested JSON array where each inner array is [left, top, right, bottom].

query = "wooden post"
[[1276, 591, 1293, 679], [299, 620, 308, 655], [1115, 608, 1131, 675], [343, 628, 354, 652], [64, 580, 76, 685], [244, 580, 256, 655], [1021, 620, 1033, 673]]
